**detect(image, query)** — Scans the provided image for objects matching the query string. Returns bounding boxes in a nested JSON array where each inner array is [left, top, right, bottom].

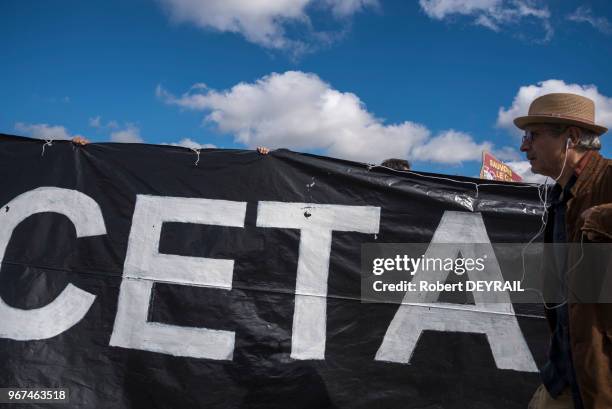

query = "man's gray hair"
[[549, 124, 601, 151], [574, 128, 601, 151]]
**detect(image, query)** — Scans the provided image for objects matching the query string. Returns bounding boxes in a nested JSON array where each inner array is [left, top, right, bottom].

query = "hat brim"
[[514, 115, 607, 135]]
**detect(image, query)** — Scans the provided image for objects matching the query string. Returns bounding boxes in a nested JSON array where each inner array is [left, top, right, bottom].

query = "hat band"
[[530, 112, 595, 125]]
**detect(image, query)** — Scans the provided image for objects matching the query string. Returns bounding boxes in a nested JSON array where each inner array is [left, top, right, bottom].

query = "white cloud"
[[14, 122, 77, 140], [420, 0, 499, 19], [474, 14, 500, 31], [322, 0, 378, 17], [497, 79, 612, 136], [506, 160, 547, 183], [110, 124, 144, 143], [157, 0, 377, 53], [90, 116, 120, 129], [15, 121, 145, 144], [567, 6, 612, 35], [167, 138, 217, 149], [412, 130, 492, 164], [89, 116, 102, 128], [90, 117, 141, 142], [419, 0, 552, 41], [158, 71, 510, 165], [492, 146, 522, 162]]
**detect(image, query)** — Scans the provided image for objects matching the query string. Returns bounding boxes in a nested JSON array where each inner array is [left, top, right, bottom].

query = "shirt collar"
[[574, 151, 593, 176], [550, 151, 590, 203]]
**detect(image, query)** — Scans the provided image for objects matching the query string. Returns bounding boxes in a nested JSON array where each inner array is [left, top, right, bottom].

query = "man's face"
[[519, 124, 567, 178]]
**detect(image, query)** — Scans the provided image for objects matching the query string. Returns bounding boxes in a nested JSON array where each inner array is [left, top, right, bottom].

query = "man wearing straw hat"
[[516, 93, 612, 409]]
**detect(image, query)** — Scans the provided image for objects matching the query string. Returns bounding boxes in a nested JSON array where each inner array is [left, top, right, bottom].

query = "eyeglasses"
[[521, 126, 568, 144], [521, 130, 536, 144]]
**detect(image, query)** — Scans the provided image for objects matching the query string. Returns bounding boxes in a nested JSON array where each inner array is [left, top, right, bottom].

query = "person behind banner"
[[380, 158, 410, 171], [257, 149, 413, 172], [72, 136, 88, 145], [515, 93, 612, 409]]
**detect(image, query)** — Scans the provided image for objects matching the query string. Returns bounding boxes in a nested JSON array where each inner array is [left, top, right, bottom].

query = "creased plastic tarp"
[[0, 134, 548, 409]]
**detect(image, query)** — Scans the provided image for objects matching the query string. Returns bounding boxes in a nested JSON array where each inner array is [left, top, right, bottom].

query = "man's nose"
[[520, 140, 530, 152]]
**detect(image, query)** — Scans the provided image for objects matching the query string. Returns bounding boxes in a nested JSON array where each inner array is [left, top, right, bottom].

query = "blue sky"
[[1, 0, 611, 179]]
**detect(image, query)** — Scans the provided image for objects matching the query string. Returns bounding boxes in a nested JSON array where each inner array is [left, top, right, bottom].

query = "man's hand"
[[72, 136, 89, 145], [256, 146, 270, 155]]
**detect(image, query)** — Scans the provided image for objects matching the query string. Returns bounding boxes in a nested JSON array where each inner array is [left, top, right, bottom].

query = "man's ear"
[[567, 126, 581, 147]]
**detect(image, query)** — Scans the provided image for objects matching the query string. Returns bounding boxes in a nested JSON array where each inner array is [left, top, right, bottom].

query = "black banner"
[[0, 134, 548, 408]]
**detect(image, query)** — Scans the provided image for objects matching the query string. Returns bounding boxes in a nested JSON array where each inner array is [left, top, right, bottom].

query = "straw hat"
[[514, 93, 607, 135]]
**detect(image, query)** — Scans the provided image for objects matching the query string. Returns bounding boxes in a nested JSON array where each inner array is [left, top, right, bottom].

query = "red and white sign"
[[480, 151, 523, 182]]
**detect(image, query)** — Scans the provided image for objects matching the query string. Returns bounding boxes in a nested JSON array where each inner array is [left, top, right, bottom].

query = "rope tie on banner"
[[41, 139, 54, 157], [191, 148, 201, 166]]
